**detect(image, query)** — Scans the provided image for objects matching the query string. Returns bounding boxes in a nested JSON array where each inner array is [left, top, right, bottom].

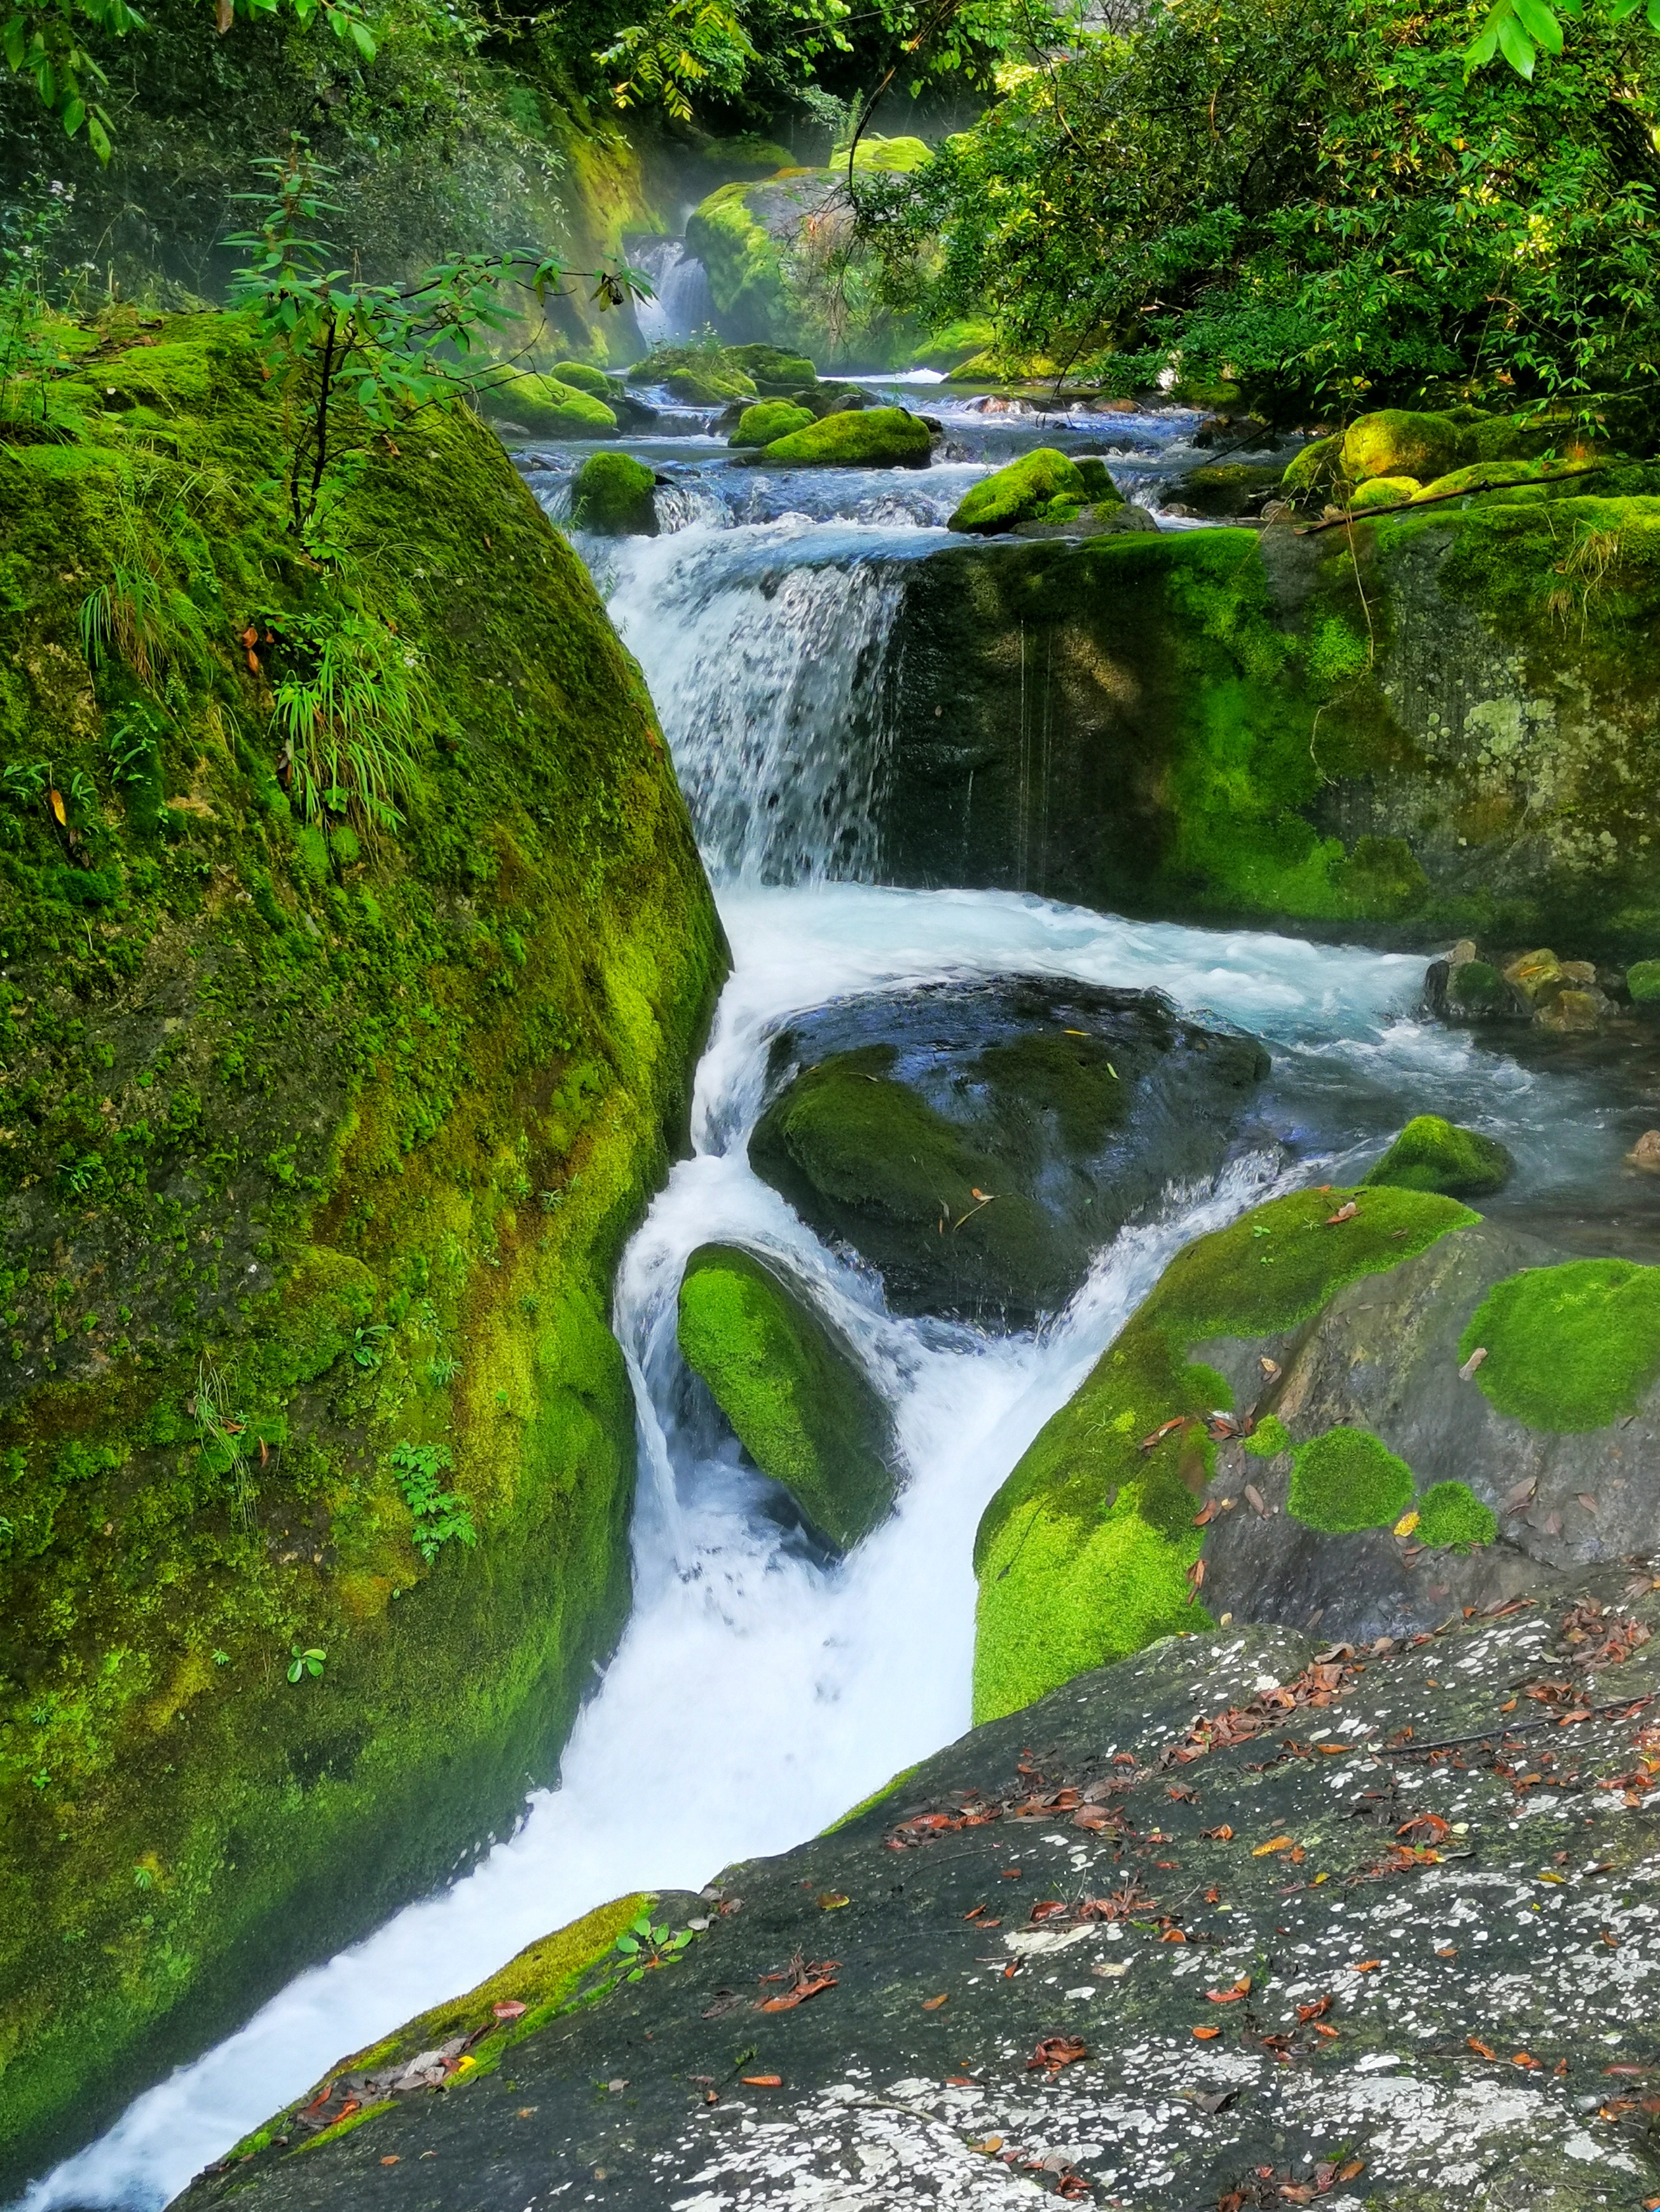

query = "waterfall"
[[627, 238, 714, 348]]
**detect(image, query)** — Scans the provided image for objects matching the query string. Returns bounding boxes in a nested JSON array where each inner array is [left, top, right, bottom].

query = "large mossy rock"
[[174, 1580, 1660, 2212], [970, 1185, 1476, 1723], [676, 1245, 896, 1550], [569, 451, 659, 535], [948, 447, 1123, 534], [877, 503, 1660, 955], [756, 406, 933, 468], [747, 980, 1270, 1326], [479, 371, 618, 437], [1362, 1112, 1514, 1198], [0, 310, 724, 2187], [730, 399, 814, 448], [1341, 408, 1472, 484]]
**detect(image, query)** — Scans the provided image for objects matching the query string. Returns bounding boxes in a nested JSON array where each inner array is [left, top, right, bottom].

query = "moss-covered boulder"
[[569, 451, 659, 535], [1341, 409, 1472, 484], [1460, 1256, 1660, 1431], [1349, 473, 1418, 511], [479, 372, 617, 437], [676, 1245, 896, 1550], [1627, 956, 1660, 1002], [748, 980, 1269, 1327], [756, 406, 933, 468], [725, 343, 819, 391], [0, 310, 722, 2186], [948, 448, 1120, 533], [664, 365, 757, 404], [1362, 1113, 1514, 1198], [970, 1184, 1475, 1722], [1281, 431, 1341, 502], [545, 360, 621, 402], [730, 399, 814, 448]]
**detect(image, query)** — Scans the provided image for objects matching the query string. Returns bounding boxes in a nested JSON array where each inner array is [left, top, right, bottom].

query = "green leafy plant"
[[287, 1644, 326, 1681], [390, 1440, 477, 1564], [226, 142, 650, 550], [612, 1909, 699, 1980], [0, 181, 70, 430], [1465, 0, 1658, 76], [268, 606, 426, 836]]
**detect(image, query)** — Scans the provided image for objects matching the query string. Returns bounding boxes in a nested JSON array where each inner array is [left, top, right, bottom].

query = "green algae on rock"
[[757, 406, 933, 468], [479, 372, 617, 437], [569, 452, 659, 535], [1362, 1114, 1514, 1199], [0, 308, 723, 2187], [1287, 1424, 1414, 1532], [676, 1245, 896, 1552], [947, 447, 1122, 534], [730, 399, 814, 448], [1461, 1257, 1660, 1431], [970, 1184, 1474, 1721]]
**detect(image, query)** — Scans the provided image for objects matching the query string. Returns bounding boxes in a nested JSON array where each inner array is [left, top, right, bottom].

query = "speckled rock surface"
[[173, 1580, 1660, 2210]]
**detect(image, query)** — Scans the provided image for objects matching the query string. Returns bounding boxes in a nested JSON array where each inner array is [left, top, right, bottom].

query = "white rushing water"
[[24, 411, 1621, 2212]]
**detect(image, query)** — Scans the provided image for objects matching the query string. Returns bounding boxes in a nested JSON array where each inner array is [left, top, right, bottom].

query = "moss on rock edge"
[[676, 1245, 896, 1551], [0, 307, 723, 2185]]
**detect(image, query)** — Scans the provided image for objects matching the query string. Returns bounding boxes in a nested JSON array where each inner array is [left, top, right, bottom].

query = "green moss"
[[1461, 1258, 1660, 1431], [569, 453, 658, 536], [1172, 461, 1290, 517], [1363, 1114, 1513, 1199], [1350, 475, 1419, 511], [1413, 1480, 1496, 1550], [726, 345, 818, 390], [481, 372, 617, 436], [290, 2099, 395, 2154], [665, 366, 757, 404], [1242, 1412, 1288, 1457], [821, 1761, 921, 1834], [685, 184, 791, 346], [545, 361, 619, 401], [970, 1184, 1472, 1721], [1282, 434, 1341, 500], [1448, 959, 1509, 1013], [760, 407, 933, 468], [1628, 959, 1660, 1002], [0, 308, 724, 2187], [949, 449, 1106, 534], [1341, 410, 1471, 485], [676, 1245, 896, 1551], [731, 400, 815, 449], [1287, 1426, 1414, 1532]]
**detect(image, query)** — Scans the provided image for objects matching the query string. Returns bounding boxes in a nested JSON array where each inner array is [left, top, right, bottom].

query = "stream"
[[22, 384, 1660, 2211]]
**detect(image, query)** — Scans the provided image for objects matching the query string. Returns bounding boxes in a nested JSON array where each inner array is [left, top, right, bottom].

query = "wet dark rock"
[[748, 978, 1270, 1325], [174, 1579, 1660, 2212]]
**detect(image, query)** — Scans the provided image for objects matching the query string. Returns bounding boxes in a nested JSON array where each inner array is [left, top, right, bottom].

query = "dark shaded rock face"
[[748, 979, 1270, 1325], [1193, 1218, 1660, 1646], [175, 1580, 1660, 2212]]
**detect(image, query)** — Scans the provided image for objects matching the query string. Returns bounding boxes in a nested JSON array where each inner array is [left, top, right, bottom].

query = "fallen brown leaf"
[[1026, 2036, 1087, 2074], [922, 1993, 949, 2011]]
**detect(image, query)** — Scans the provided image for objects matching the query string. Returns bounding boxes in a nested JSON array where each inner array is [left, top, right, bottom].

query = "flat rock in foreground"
[[177, 1578, 1660, 2210]]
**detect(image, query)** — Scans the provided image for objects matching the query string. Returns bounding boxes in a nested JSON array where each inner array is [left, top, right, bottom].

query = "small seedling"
[[613, 1911, 699, 1981], [287, 1645, 326, 1683]]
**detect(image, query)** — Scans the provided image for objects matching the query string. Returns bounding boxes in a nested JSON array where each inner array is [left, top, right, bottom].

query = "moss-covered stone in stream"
[[1362, 1113, 1514, 1198], [1460, 1256, 1660, 1431], [0, 308, 724, 2187], [948, 448, 1122, 535], [676, 1245, 896, 1551], [970, 1185, 1475, 1721], [730, 400, 814, 448], [757, 407, 933, 468], [479, 372, 617, 437], [569, 453, 659, 535]]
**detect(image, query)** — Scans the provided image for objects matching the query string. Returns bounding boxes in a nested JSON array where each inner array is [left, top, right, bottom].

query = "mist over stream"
[[22, 383, 1654, 2212]]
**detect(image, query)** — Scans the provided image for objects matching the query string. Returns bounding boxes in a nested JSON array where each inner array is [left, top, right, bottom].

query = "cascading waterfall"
[[21, 399, 1607, 2212], [624, 237, 713, 349]]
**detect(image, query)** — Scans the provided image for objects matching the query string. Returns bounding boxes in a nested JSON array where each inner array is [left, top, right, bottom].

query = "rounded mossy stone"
[[1461, 1257, 1660, 1431], [760, 406, 933, 468], [970, 1184, 1474, 1721], [1341, 409, 1471, 485], [1362, 1114, 1514, 1199], [949, 448, 1095, 534], [1350, 475, 1419, 512], [1282, 433, 1341, 500], [1414, 1480, 1497, 1550], [545, 360, 618, 401], [1628, 958, 1660, 1004], [1287, 1426, 1414, 1533], [1242, 1412, 1289, 1458], [482, 372, 617, 437], [676, 1245, 896, 1552], [727, 343, 818, 392], [1447, 959, 1510, 1015], [665, 365, 757, 404], [731, 400, 814, 449], [570, 452, 659, 536]]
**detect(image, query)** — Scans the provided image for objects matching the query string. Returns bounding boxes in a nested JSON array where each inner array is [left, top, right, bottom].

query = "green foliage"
[[286, 1643, 327, 1681], [0, 183, 69, 428], [859, 0, 1660, 418], [390, 1440, 477, 1563], [1413, 1480, 1497, 1548], [1627, 957, 1660, 1001], [1461, 1257, 1660, 1429], [269, 606, 427, 835], [1287, 1425, 1415, 1532], [1362, 1114, 1514, 1199], [612, 1906, 698, 1979]]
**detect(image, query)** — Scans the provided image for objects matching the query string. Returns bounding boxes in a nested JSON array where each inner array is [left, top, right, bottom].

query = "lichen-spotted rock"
[[174, 1580, 1660, 2211]]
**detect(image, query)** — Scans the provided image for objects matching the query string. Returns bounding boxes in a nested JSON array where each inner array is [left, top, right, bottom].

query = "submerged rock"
[[569, 451, 659, 535], [676, 1244, 898, 1550], [174, 1578, 1660, 2212], [1361, 1112, 1514, 1198], [747, 979, 1270, 1326]]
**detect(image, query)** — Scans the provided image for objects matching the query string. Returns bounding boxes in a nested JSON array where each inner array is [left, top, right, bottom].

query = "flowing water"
[[22, 383, 1659, 2212]]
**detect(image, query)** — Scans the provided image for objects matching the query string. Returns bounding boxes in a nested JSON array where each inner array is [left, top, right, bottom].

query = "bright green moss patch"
[[732, 400, 815, 448], [291, 2100, 395, 2155], [676, 1245, 896, 1551], [1287, 1426, 1414, 1533], [1350, 475, 1419, 512], [1628, 959, 1660, 1003], [1341, 409, 1470, 485], [1363, 1115, 1513, 1199], [1242, 1412, 1289, 1458], [949, 449, 1112, 535], [971, 1184, 1471, 1722], [822, 1762, 921, 1834], [1461, 1258, 1660, 1431], [760, 407, 933, 468], [570, 452, 658, 535], [481, 372, 617, 436], [1414, 1480, 1497, 1550]]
